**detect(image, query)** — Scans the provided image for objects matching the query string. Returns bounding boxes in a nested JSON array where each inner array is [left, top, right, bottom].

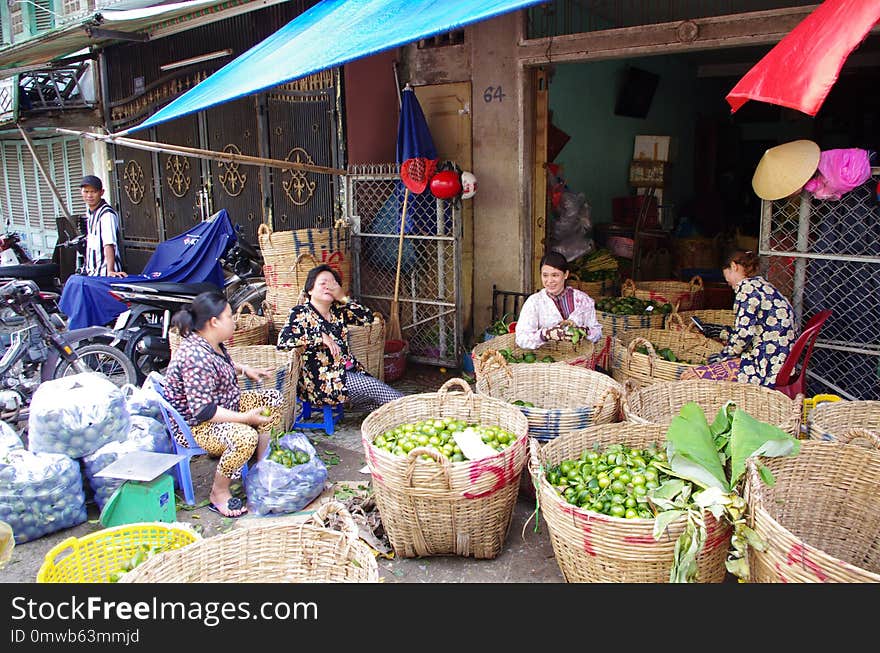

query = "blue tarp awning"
[[125, 0, 545, 134]]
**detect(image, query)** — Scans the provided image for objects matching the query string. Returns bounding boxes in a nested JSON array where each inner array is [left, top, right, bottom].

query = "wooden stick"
[[387, 188, 410, 342], [54, 128, 348, 176]]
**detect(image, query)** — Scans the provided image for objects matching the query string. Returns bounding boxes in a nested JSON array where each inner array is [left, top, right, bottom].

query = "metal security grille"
[[760, 169, 880, 400], [346, 164, 462, 368]]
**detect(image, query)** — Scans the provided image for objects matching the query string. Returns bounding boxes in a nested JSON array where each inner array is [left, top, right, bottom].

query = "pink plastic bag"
[[804, 148, 872, 200]]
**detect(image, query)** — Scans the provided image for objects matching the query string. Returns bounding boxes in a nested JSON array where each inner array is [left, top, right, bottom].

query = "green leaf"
[[757, 462, 776, 487], [725, 557, 750, 580], [739, 524, 767, 552], [728, 409, 801, 487], [652, 509, 686, 539], [665, 404, 728, 491], [669, 512, 706, 583], [710, 401, 736, 437]]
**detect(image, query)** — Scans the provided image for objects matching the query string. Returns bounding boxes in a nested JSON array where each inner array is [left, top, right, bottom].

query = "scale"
[[95, 452, 185, 527]]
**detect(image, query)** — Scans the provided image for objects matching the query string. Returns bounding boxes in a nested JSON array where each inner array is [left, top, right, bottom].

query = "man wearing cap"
[[80, 175, 126, 277]]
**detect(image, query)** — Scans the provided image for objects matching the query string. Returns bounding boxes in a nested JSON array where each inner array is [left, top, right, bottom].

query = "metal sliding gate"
[[760, 169, 880, 400], [346, 164, 462, 368]]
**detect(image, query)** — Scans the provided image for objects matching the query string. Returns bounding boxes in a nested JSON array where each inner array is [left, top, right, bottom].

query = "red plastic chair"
[[773, 309, 832, 399]]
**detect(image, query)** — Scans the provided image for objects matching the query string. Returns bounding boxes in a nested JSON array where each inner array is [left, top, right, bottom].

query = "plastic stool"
[[294, 400, 343, 435]]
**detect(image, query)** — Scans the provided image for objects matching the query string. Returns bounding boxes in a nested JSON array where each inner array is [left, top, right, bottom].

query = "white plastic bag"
[[27, 373, 130, 459], [246, 432, 327, 516], [0, 421, 22, 454]]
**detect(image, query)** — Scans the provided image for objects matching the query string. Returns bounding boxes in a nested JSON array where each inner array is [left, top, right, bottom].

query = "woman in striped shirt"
[[515, 250, 602, 350]]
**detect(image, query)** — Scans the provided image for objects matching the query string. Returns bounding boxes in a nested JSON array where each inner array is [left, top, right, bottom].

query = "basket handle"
[[404, 447, 452, 490], [688, 275, 704, 292], [626, 336, 657, 365], [437, 377, 475, 415], [835, 428, 880, 449], [310, 500, 360, 545], [666, 312, 690, 332], [261, 300, 274, 319], [235, 302, 256, 318], [621, 278, 637, 296], [257, 223, 271, 238], [293, 252, 320, 272], [591, 384, 620, 417], [478, 350, 511, 377]]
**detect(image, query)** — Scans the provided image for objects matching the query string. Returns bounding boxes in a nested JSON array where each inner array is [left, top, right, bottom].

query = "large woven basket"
[[475, 359, 622, 442], [596, 309, 666, 340], [226, 345, 301, 431], [665, 310, 735, 334], [808, 400, 880, 442], [531, 422, 731, 583], [120, 503, 378, 583], [263, 287, 303, 335], [348, 313, 386, 381], [569, 278, 615, 298], [360, 378, 530, 559], [168, 302, 270, 355], [745, 432, 880, 583], [623, 378, 801, 437], [257, 223, 351, 293], [611, 329, 724, 387], [621, 276, 705, 311], [470, 332, 598, 381]]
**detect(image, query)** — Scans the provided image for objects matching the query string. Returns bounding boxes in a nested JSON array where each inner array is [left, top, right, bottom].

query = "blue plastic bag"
[[246, 432, 328, 516]]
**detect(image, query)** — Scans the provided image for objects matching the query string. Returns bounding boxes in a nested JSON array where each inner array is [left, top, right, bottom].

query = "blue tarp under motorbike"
[[59, 210, 236, 330]]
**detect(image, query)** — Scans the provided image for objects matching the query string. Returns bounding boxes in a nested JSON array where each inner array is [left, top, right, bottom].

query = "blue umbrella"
[[389, 85, 438, 340]]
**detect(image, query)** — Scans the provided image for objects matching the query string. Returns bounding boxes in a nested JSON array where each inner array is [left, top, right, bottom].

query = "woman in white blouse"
[[515, 251, 602, 350]]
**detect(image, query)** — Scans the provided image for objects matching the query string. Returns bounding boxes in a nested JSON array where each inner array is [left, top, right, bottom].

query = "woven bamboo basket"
[[168, 302, 270, 356], [665, 310, 735, 334], [470, 332, 598, 381], [745, 432, 880, 583], [621, 276, 705, 311], [569, 278, 615, 298], [611, 329, 724, 387], [360, 378, 530, 559], [623, 379, 801, 437], [226, 345, 301, 431], [257, 223, 351, 291], [531, 422, 731, 583], [808, 400, 880, 442], [120, 502, 378, 583], [348, 313, 386, 381], [475, 358, 622, 442], [263, 287, 303, 334], [596, 309, 666, 340]]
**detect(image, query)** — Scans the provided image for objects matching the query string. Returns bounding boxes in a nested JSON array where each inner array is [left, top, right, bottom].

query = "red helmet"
[[429, 170, 462, 199]]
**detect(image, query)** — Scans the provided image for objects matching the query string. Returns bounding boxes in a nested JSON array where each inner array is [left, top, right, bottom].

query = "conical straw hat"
[[752, 140, 820, 200]]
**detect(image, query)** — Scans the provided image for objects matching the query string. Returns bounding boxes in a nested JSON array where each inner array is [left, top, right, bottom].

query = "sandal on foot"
[[208, 496, 247, 518]]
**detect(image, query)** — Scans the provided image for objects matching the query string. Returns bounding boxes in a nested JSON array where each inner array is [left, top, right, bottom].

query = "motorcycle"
[[109, 226, 266, 383], [0, 278, 137, 421], [0, 231, 67, 295]]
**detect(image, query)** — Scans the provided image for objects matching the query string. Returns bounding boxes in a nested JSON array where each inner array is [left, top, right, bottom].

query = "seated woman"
[[682, 249, 796, 386], [163, 291, 281, 517], [277, 264, 403, 412], [515, 250, 602, 350]]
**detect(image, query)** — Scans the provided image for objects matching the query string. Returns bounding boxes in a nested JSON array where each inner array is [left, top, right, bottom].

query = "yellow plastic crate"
[[801, 394, 842, 434], [36, 522, 200, 583]]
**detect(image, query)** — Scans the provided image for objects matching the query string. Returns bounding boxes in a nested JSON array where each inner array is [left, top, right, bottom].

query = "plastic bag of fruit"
[[82, 416, 174, 509], [0, 421, 22, 455], [0, 448, 86, 543], [246, 431, 328, 516], [27, 373, 130, 459]]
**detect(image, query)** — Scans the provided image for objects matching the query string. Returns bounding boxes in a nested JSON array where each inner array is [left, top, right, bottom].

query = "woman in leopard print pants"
[[163, 291, 279, 517]]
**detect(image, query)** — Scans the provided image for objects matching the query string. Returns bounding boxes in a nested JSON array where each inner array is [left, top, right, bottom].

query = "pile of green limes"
[[545, 443, 671, 519], [268, 447, 311, 467], [596, 296, 672, 315], [374, 418, 518, 462]]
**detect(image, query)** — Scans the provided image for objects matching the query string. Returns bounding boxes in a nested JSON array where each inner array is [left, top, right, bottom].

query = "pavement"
[[1, 363, 564, 584]]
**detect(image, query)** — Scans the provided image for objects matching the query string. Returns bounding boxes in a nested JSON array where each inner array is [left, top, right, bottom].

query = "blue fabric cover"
[[59, 210, 236, 329]]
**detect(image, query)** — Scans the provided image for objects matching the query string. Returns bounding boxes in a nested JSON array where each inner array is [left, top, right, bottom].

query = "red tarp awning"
[[726, 0, 880, 117]]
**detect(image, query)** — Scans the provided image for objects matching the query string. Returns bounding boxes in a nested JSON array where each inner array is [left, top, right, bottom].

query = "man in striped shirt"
[[80, 175, 125, 277]]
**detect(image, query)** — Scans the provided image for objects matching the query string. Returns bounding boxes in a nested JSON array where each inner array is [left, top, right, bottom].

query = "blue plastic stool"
[[294, 400, 343, 435]]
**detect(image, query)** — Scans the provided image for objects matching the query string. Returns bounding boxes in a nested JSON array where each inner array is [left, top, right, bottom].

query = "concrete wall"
[[548, 56, 697, 225]]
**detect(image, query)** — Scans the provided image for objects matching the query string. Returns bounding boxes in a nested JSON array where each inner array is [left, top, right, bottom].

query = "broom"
[[387, 188, 410, 342]]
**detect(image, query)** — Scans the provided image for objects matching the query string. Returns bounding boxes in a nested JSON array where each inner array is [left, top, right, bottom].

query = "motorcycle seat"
[[111, 281, 220, 296]]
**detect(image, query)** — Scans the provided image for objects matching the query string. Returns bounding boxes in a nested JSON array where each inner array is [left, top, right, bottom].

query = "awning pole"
[[17, 123, 78, 240], [55, 127, 348, 176]]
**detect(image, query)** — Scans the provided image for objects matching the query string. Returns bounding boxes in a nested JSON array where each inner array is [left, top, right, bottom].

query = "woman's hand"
[[321, 332, 342, 360], [243, 407, 273, 427], [542, 324, 569, 342], [242, 365, 272, 381]]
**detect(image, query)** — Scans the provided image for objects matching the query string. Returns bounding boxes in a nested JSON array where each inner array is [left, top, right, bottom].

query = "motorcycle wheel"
[[53, 343, 138, 388]]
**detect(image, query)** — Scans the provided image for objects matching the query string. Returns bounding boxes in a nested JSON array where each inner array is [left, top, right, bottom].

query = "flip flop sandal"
[[208, 496, 246, 518]]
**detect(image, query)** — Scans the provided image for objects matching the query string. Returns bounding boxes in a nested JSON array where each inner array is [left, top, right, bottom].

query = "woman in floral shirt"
[[277, 264, 403, 410], [682, 249, 796, 386]]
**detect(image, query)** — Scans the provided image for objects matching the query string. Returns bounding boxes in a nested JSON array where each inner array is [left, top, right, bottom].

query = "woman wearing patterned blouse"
[[163, 291, 280, 517], [277, 264, 403, 411], [682, 249, 796, 386], [515, 251, 602, 350]]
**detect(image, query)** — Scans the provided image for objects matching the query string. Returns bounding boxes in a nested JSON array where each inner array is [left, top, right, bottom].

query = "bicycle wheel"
[[53, 343, 138, 388]]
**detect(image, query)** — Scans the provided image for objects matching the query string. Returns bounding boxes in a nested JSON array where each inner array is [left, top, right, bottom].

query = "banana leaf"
[[665, 402, 728, 491], [727, 408, 800, 488]]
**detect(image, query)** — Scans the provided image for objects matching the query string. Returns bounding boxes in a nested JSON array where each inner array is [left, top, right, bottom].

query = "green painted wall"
[[548, 56, 698, 225]]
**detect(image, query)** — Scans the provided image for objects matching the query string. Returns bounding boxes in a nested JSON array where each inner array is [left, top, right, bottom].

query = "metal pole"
[[793, 191, 811, 328]]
